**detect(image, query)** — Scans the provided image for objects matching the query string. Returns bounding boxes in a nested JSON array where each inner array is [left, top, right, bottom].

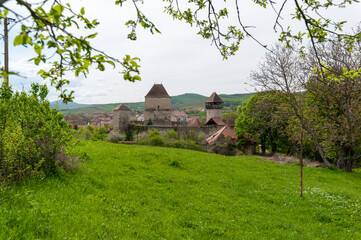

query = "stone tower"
[[205, 92, 223, 122], [113, 104, 131, 132], [144, 84, 171, 126]]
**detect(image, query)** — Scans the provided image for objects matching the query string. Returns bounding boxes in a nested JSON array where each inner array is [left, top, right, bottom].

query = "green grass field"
[[1, 141, 361, 239]]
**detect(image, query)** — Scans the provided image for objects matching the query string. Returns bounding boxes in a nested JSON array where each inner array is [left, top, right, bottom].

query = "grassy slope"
[[219, 93, 254, 107], [1, 141, 361, 239]]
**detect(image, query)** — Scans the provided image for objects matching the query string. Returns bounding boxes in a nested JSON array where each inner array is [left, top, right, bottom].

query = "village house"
[[171, 111, 189, 122]]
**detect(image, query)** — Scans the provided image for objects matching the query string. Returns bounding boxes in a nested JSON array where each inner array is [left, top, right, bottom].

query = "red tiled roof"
[[145, 84, 171, 98], [205, 117, 225, 126], [171, 111, 188, 117], [223, 119, 236, 127], [205, 92, 223, 103], [113, 104, 131, 111], [187, 118, 201, 127], [206, 126, 237, 144]]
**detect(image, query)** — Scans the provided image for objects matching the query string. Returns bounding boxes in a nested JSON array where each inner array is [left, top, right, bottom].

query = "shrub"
[[149, 135, 164, 146], [165, 139, 206, 152], [124, 130, 134, 141], [181, 139, 206, 152], [164, 129, 178, 139], [137, 139, 148, 145], [86, 125, 94, 133], [92, 126, 108, 141], [183, 130, 203, 143], [210, 143, 235, 156], [148, 130, 160, 138], [104, 123, 113, 133], [108, 131, 123, 143], [0, 83, 74, 182]]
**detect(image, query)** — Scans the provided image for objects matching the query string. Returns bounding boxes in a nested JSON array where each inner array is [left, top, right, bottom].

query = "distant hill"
[[58, 92, 254, 114], [171, 93, 208, 105], [219, 93, 254, 107], [50, 100, 99, 110]]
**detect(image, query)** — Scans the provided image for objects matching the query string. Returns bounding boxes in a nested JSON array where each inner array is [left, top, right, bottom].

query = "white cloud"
[[3, 0, 361, 104]]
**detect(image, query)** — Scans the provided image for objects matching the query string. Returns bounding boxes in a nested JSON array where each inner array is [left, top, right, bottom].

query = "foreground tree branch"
[[0, 0, 360, 101]]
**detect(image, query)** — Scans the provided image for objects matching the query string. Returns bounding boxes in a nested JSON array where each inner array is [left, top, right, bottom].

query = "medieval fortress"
[[113, 84, 235, 142]]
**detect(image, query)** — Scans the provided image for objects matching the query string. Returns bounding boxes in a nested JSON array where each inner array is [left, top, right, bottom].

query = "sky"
[[3, 0, 361, 104]]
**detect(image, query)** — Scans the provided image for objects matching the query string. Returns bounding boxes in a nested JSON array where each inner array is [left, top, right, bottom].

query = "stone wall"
[[144, 97, 171, 126], [130, 123, 223, 141], [206, 109, 223, 121], [113, 110, 130, 132]]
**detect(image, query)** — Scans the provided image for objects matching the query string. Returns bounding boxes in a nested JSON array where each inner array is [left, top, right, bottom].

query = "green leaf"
[[52, 4, 64, 15], [132, 75, 141, 81], [34, 44, 41, 55], [13, 35, 24, 46]]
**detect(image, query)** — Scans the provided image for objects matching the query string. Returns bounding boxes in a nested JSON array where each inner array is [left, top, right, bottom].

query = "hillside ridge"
[[54, 92, 254, 114]]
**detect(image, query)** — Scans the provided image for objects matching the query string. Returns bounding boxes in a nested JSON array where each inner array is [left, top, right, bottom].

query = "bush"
[[92, 126, 108, 141], [149, 135, 164, 146], [181, 139, 206, 152], [0, 83, 74, 182], [104, 123, 113, 133], [210, 143, 235, 156], [165, 139, 206, 152], [148, 130, 160, 138], [137, 130, 205, 152], [163, 129, 178, 139], [183, 130, 203, 143], [108, 131, 123, 143]]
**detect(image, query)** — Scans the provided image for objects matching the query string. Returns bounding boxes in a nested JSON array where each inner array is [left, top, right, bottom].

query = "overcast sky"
[[3, 0, 361, 103]]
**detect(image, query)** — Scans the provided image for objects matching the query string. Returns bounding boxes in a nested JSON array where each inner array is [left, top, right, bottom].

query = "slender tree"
[[252, 42, 361, 171]]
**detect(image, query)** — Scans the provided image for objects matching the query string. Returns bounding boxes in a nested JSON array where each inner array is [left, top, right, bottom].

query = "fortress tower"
[[113, 104, 131, 132], [205, 92, 223, 122], [144, 84, 171, 126]]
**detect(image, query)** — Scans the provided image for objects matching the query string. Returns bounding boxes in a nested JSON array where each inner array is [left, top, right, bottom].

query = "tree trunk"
[[345, 158, 353, 172], [269, 130, 277, 153], [271, 141, 277, 154], [306, 127, 332, 167], [336, 145, 346, 169], [337, 144, 354, 172], [261, 134, 266, 154]]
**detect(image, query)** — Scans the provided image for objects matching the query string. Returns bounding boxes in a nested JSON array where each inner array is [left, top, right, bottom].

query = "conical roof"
[[187, 118, 201, 127], [205, 117, 225, 126], [206, 125, 237, 145], [205, 92, 223, 103], [113, 104, 131, 111], [145, 84, 171, 98]]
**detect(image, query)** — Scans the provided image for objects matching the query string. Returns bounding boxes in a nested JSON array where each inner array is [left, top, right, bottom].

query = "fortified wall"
[[112, 84, 226, 140]]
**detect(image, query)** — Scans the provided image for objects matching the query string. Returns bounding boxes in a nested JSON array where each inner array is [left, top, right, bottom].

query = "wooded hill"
[[51, 93, 253, 114]]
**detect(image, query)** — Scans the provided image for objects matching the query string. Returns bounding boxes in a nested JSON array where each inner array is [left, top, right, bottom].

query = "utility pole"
[[300, 123, 303, 197], [300, 98, 304, 197], [2, 17, 14, 86], [4, 17, 9, 85]]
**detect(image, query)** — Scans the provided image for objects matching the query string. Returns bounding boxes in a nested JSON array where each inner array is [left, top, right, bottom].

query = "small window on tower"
[[158, 105, 160, 110]]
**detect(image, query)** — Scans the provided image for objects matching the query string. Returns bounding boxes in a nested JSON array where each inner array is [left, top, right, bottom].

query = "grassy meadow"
[[1, 141, 361, 239]]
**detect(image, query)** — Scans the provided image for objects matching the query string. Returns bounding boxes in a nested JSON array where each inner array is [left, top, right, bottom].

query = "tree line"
[[235, 40, 361, 172]]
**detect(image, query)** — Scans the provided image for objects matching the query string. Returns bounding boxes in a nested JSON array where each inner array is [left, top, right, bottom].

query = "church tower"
[[144, 84, 171, 126], [205, 92, 223, 122]]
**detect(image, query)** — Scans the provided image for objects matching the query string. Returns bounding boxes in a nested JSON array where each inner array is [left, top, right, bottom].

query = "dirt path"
[[262, 153, 326, 168]]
